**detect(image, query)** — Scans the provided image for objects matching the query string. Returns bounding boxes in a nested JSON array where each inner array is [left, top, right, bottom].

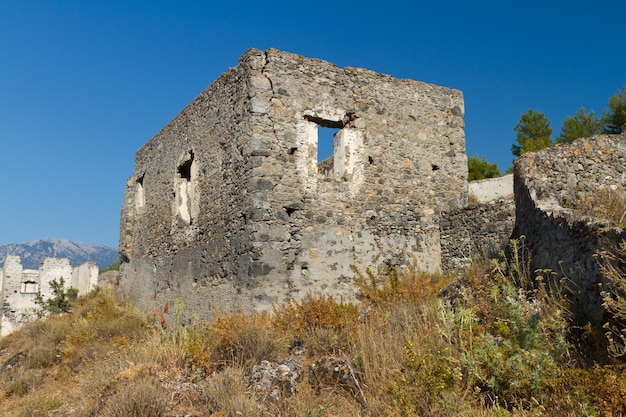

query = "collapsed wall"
[[513, 132, 626, 324], [119, 48, 467, 317]]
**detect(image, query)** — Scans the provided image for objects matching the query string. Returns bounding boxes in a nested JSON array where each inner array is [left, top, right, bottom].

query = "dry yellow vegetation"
[[1, 246, 626, 416]]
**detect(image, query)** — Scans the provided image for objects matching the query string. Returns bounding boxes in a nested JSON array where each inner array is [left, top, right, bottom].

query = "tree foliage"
[[512, 109, 553, 157], [603, 86, 626, 134], [467, 155, 501, 181], [556, 107, 602, 143]]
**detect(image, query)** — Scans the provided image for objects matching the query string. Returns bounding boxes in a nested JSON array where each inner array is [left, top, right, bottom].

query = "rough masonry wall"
[[71, 261, 99, 295], [119, 54, 256, 315], [120, 48, 467, 317], [440, 198, 515, 273], [513, 133, 626, 324], [248, 49, 467, 307]]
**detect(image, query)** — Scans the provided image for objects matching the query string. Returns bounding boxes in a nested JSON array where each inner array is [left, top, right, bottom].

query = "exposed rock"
[[288, 338, 307, 356], [308, 355, 367, 407], [246, 357, 303, 402], [438, 279, 476, 312], [1, 351, 26, 372]]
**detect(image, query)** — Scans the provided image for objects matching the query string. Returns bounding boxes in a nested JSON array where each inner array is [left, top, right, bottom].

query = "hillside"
[[0, 238, 118, 269], [1, 254, 625, 416]]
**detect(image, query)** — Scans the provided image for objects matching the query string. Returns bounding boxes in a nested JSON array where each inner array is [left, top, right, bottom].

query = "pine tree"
[[511, 109, 552, 157]]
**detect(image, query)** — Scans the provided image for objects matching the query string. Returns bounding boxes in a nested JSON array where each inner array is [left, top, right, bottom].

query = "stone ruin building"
[[119, 47, 626, 326], [119, 48, 470, 317], [0, 256, 99, 336]]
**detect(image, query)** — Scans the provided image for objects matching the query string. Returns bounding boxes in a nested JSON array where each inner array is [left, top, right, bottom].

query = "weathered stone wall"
[[119, 48, 467, 317], [71, 261, 99, 295], [0, 256, 98, 336], [119, 50, 256, 315], [38, 258, 73, 299], [513, 133, 626, 324], [440, 198, 516, 273], [0, 256, 25, 336]]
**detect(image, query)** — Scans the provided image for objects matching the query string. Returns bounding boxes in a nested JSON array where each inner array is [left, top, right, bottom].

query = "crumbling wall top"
[[515, 132, 626, 225]]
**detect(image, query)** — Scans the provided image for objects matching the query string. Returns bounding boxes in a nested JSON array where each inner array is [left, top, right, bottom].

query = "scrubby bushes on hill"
[[1, 242, 626, 416]]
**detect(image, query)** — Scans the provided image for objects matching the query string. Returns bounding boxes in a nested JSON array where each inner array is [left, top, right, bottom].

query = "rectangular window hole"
[[303, 115, 344, 164], [318, 126, 340, 163]]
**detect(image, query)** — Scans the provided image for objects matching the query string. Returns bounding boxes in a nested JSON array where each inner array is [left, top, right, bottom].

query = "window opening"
[[21, 280, 38, 294], [178, 157, 193, 181], [135, 174, 145, 212], [175, 151, 195, 226]]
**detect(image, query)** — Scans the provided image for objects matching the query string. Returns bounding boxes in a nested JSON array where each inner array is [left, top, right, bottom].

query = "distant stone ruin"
[[0, 256, 98, 336], [119, 48, 469, 316]]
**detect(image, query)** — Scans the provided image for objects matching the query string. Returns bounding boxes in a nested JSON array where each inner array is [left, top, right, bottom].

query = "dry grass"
[[562, 186, 626, 227], [101, 378, 168, 417], [0, 255, 625, 416]]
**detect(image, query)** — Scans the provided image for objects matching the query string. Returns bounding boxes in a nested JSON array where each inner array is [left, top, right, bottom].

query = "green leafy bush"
[[459, 240, 570, 407], [34, 277, 78, 317]]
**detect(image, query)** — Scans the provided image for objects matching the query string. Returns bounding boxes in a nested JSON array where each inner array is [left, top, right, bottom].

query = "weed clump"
[[102, 379, 168, 417], [599, 240, 626, 358]]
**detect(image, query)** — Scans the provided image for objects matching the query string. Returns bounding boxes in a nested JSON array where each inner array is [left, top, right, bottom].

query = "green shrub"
[[100, 261, 121, 273], [460, 240, 570, 407], [34, 277, 77, 317]]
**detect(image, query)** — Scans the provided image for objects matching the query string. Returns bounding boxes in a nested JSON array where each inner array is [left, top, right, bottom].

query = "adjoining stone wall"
[[119, 48, 467, 317], [71, 261, 99, 295], [440, 198, 516, 273], [0, 256, 98, 336], [469, 174, 513, 204], [513, 133, 626, 324]]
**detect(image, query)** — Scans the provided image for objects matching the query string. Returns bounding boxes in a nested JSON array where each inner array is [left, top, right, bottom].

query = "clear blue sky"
[[1, 1, 624, 249]]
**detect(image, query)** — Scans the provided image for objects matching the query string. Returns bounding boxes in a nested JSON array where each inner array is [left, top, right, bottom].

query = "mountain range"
[[0, 238, 119, 270]]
